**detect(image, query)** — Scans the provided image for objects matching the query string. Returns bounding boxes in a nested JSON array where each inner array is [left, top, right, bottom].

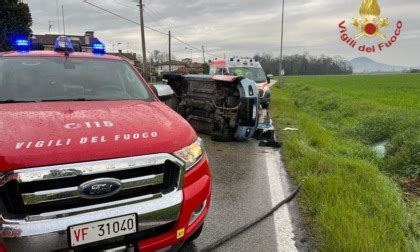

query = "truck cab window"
[[0, 57, 152, 102]]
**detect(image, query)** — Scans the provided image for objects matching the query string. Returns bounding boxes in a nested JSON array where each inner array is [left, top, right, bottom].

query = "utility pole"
[[56, 0, 61, 34], [48, 21, 54, 34], [279, 0, 285, 81], [169, 30, 172, 73], [139, 0, 147, 79], [185, 47, 192, 66], [202, 45, 205, 64], [62, 5, 66, 35]]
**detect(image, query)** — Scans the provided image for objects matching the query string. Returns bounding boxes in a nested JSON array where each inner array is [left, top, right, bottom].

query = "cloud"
[[26, 0, 420, 66]]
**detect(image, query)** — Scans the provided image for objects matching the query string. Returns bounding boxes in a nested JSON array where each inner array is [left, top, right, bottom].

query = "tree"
[[0, 0, 33, 51], [203, 63, 210, 74], [254, 52, 352, 76]]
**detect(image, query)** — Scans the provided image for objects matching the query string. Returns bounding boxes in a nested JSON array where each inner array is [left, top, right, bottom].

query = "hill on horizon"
[[350, 57, 409, 73]]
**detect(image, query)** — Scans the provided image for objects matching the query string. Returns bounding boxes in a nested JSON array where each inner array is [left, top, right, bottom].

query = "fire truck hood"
[[0, 101, 197, 172]]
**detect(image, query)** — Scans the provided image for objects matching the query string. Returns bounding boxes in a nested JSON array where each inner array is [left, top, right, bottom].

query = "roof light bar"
[[14, 38, 30, 52], [92, 40, 106, 55]]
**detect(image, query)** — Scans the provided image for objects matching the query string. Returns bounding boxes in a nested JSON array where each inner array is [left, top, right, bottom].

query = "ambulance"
[[209, 58, 271, 108]]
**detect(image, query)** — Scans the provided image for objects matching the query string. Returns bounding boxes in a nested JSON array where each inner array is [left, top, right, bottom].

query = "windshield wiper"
[[0, 99, 36, 104], [41, 98, 109, 102], [41, 98, 88, 102]]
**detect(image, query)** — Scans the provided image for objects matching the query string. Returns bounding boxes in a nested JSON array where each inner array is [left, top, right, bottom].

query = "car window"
[[229, 67, 267, 83], [0, 57, 152, 102]]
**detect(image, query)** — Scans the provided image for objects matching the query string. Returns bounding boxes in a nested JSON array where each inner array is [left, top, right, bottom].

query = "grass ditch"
[[271, 74, 419, 251]]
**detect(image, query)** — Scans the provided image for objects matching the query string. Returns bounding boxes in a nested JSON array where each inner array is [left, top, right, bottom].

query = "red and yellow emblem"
[[352, 0, 390, 39]]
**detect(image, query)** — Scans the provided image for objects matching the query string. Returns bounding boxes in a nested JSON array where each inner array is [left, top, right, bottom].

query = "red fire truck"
[[0, 36, 211, 252]]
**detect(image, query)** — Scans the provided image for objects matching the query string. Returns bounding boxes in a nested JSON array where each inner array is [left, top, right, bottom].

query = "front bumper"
[[138, 156, 212, 252], [0, 156, 212, 252]]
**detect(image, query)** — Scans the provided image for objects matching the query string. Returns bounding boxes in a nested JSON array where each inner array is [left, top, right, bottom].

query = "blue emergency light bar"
[[92, 40, 106, 55], [54, 36, 74, 52], [14, 38, 30, 52]]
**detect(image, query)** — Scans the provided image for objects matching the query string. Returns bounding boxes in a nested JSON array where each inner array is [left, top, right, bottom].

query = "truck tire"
[[186, 224, 204, 243]]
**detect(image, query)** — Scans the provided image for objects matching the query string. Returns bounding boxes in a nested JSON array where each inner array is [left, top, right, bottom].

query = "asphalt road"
[[181, 134, 308, 252]]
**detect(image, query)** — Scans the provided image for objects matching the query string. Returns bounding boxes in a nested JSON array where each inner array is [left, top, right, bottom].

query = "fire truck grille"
[[0, 155, 182, 218]]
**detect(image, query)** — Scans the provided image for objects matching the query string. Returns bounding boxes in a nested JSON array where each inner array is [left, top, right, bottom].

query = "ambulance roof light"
[[54, 36, 74, 52]]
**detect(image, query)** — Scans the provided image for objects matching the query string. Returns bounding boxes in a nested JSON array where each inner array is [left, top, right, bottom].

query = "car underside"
[[163, 74, 259, 141]]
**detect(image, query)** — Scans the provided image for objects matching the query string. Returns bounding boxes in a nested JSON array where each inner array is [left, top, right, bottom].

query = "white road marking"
[[265, 149, 297, 252]]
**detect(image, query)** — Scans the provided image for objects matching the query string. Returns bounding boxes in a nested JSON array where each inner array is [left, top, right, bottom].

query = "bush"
[[347, 113, 411, 144], [384, 129, 420, 178]]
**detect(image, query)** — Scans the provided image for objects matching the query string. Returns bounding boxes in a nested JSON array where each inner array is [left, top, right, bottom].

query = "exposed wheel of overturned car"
[[163, 74, 259, 142]]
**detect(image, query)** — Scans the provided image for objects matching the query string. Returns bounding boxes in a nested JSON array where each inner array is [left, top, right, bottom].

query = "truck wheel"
[[186, 224, 204, 243]]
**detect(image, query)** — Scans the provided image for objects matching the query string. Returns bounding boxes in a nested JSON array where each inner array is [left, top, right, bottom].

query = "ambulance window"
[[215, 68, 223, 75]]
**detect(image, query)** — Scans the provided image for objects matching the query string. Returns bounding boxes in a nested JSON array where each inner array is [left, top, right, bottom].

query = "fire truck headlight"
[[174, 138, 205, 171]]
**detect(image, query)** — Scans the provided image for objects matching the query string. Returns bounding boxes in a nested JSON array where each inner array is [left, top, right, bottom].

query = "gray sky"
[[27, 0, 420, 67]]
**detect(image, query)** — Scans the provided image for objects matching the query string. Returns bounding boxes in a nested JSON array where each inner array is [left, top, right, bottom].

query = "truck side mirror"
[[152, 84, 174, 101], [267, 76, 271, 84]]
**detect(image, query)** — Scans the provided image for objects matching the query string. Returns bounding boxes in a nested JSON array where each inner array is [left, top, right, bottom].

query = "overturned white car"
[[161, 74, 259, 141]]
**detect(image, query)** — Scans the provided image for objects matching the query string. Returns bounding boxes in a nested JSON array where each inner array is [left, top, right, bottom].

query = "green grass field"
[[271, 74, 419, 251]]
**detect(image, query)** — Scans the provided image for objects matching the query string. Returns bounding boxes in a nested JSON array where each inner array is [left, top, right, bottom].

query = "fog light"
[[189, 200, 207, 225]]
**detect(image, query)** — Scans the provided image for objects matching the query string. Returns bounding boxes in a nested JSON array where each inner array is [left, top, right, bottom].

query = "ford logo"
[[79, 178, 122, 200]]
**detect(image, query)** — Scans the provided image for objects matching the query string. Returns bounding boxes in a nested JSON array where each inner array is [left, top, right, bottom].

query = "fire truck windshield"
[[229, 67, 267, 83], [0, 57, 151, 103]]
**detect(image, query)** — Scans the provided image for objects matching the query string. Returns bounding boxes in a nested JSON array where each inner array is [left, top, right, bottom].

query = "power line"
[[83, 0, 221, 58], [144, 2, 174, 30], [142, 0, 220, 57], [143, 8, 170, 31], [114, 0, 132, 9], [83, 0, 168, 36], [114, 0, 168, 31], [172, 36, 220, 58]]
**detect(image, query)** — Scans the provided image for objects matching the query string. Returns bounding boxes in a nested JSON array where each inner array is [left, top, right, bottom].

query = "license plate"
[[69, 214, 137, 247]]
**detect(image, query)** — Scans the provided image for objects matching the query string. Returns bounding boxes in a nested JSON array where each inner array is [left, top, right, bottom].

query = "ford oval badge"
[[79, 178, 122, 199]]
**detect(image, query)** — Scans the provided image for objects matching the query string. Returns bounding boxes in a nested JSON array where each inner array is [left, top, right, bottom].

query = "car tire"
[[186, 224, 204, 243]]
